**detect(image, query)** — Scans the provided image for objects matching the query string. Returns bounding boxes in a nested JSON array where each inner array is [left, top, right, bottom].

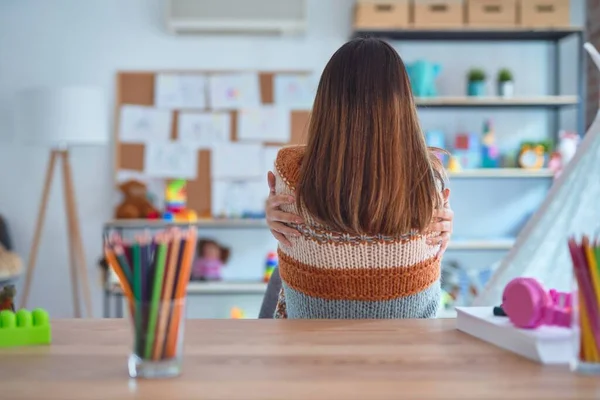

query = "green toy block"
[[0, 308, 51, 348]]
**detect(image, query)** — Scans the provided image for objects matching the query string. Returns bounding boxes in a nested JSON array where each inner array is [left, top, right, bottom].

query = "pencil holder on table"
[[568, 236, 600, 374], [103, 226, 197, 379], [129, 298, 186, 379]]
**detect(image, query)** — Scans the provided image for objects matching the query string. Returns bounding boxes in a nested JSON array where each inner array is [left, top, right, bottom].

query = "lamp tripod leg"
[[60, 151, 82, 318], [61, 151, 93, 317], [20, 151, 59, 310]]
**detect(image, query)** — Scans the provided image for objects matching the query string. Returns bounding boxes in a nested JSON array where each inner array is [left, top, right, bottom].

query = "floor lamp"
[[14, 87, 108, 318]]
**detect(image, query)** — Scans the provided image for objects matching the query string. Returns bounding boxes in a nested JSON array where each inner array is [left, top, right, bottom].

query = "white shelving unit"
[[107, 278, 267, 295], [448, 238, 515, 251], [104, 220, 516, 251], [415, 95, 578, 108], [449, 169, 554, 179]]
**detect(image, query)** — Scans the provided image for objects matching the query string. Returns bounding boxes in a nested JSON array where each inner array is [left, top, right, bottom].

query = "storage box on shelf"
[[520, 0, 570, 28], [413, 0, 464, 28], [353, 0, 411, 29], [466, 0, 517, 27]]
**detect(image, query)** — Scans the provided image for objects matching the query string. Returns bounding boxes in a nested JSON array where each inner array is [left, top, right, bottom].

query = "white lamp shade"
[[14, 86, 108, 147]]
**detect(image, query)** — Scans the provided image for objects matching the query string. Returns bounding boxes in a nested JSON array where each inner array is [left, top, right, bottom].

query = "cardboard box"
[[520, 0, 570, 27], [354, 1, 411, 29], [414, 0, 464, 28], [467, 0, 517, 27]]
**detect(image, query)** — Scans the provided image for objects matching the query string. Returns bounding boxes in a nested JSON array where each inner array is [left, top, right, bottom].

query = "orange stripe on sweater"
[[278, 249, 440, 301]]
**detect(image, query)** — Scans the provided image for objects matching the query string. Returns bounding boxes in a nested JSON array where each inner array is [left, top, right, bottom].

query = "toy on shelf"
[[447, 156, 462, 173], [441, 260, 493, 308], [407, 60, 441, 98], [441, 261, 462, 308], [502, 277, 571, 329], [264, 252, 278, 283], [164, 179, 197, 222], [0, 308, 51, 348], [115, 180, 160, 220], [0, 244, 23, 282], [0, 285, 16, 312], [425, 130, 447, 165], [550, 131, 580, 178], [191, 239, 230, 281], [518, 142, 546, 169], [481, 120, 500, 168], [548, 152, 562, 176], [453, 133, 481, 169], [230, 307, 245, 319], [558, 131, 579, 164]]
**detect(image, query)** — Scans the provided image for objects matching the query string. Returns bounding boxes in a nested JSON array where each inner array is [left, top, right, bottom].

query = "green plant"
[[467, 68, 486, 82], [538, 139, 554, 153], [497, 68, 513, 82]]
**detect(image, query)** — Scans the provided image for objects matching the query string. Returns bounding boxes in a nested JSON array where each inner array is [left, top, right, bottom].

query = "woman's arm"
[[265, 171, 303, 247], [265, 171, 454, 252], [427, 188, 452, 257]]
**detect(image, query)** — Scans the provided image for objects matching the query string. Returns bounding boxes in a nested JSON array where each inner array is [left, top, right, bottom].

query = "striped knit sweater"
[[273, 145, 443, 319]]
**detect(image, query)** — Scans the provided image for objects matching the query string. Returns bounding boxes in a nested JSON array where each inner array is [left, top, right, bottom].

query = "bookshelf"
[[449, 169, 554, 179], [352, 27, 584, 42], [351, 27, 586, 314], [104, 219, 516, 251], [415, 95, 578, 108]]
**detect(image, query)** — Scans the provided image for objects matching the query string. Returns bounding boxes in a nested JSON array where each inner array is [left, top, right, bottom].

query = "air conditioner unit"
[[165, 0, 307, 35]]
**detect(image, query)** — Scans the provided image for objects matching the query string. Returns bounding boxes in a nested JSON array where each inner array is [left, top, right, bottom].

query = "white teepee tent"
[[474, 43, 600, 306]]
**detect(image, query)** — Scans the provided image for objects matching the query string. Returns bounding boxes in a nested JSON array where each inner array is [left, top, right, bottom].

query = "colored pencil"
[[113, 244, 133, 284], [153, 230, 181, 360], [164, 228, 197, 358], [570, 239, 600, 341], [144, 236, 168, 359], [132, 243, 142, 355], [104, 245, 134, 303], [580, 292, 595, 362], [104, 227, 198, 361], [568, 236, 600, 364]]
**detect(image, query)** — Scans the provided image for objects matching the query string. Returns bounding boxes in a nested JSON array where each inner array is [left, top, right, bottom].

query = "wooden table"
[[1, 319, 599, 400]]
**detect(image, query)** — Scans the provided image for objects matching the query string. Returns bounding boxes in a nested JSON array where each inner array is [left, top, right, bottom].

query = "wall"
[[0, 0, 585, 317]]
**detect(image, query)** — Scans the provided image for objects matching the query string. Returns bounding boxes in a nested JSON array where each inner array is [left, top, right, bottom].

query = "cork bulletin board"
[[114, 71, 312, 218]]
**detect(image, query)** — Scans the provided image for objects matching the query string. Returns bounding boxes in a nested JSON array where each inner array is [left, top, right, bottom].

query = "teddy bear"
[[115, 180, 160, 219]]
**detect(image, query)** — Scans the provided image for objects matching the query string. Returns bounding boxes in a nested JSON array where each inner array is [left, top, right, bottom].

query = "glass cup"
[[571, 280, 600, 374], [127, 298, 186, 379]]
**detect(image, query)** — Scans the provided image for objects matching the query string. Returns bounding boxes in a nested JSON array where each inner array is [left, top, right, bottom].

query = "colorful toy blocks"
[[0, 308, 51, 348], [454, 133, 480, 151]]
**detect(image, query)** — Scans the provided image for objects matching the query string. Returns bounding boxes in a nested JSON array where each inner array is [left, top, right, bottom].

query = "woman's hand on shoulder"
[[265, 171, 303, 247], [427, 188, 453, 257]]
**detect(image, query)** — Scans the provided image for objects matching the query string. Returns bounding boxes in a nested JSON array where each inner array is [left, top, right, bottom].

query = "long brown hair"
[[296, 37, 445, 236]]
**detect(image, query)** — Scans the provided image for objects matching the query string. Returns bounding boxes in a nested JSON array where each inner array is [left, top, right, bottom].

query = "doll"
[[191, 239, 230, 281]]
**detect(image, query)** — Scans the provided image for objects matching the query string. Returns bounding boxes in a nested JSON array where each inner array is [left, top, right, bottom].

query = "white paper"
[[211, 179, 266, 218], [274, 74, 317, 109], [211, 143, 262, 179], [178, 112, 231, 148], [208, 73, 261, 110], [119, 105, 172, 143], [154, 74, 207, 109], [262, 146, 281, 179], [144, 141, 198, 179], [237, 107, 291, 143]]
